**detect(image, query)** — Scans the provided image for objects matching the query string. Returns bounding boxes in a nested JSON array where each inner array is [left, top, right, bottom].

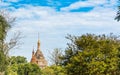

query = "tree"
[[5, 64, 18, 75], [0, 12, 22, 73], [49, 48, 63, 65], [0, 11, 21, 56], [17, 63, 42, 75], [0, 50, 8, 72], [115, 0, 120, 21], [42, 65, 66, 75], [8, 56, 27, 65], [61, 33, 120, 75], [5, 63, 42, 75], [0, 15, 10, 42], [0, 14, 11, 72]]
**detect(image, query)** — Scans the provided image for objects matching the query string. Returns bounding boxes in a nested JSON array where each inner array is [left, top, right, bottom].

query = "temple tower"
[[30, 39, 47, 69]]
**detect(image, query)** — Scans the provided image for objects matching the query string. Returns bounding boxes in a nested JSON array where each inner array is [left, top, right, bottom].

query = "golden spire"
[[37, 33, 40, 50], [32, 47, 35, 56], [37, 39, 40, 49]]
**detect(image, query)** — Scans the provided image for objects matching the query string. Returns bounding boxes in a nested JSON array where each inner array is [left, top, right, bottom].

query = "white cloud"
[[9, 4, 118, 31], [60, 0, 116, 11]]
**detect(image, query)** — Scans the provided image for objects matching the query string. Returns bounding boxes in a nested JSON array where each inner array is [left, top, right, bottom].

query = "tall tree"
[[0, 15, 11, 72], [0, 11, 21, 56], [61, 33, 120, 75], [0, 13, 22, 73]]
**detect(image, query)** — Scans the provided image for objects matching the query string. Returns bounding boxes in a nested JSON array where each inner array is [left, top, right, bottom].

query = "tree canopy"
[[5, 63, 42, 75], [8, 56, 27, 65], [61, 33, 120, 75], [0, 15, 11, 72]]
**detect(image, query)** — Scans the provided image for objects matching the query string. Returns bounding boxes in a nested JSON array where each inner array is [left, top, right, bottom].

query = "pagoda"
[[30, 39, 47, 69]]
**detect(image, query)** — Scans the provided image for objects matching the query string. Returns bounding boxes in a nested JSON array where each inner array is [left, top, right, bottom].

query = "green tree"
[[0, 50, 8, 72], [0, 14, 22, 73], [17, 63, 42, 75], [5, 63, 42, 75], [0, 15, 10, 72], [0, 15, 10, 42], [8, 56, 27, 65], [61, 33, 120, 75], [42, 65, 66, 75], [5, 64, 18, 75], [5, 56, 28, 75]]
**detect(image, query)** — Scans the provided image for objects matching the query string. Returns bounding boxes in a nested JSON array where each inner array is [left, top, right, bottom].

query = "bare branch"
[[3, 31, 23, 56], [49, 48, 63, 65]]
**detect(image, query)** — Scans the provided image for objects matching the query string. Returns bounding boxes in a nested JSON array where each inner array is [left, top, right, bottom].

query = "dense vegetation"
[[61, 34, 120, 75]]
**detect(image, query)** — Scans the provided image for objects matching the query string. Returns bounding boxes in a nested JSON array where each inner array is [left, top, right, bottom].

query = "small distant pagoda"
[[30, 39, 47, 69]]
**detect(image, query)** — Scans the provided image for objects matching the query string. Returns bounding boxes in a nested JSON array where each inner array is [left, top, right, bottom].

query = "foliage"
[[61, 33, 120, 75], [5, 63, 42, 75], [42, 65, 66, 75], [0, 15, 10, 42], [0, 14, 10, 72], [8, 56, 27, 65], [17, 63, 42, 75], [0, 50, 8, 72], [5, 56, 41, 75], [5, 64, 18, 75]]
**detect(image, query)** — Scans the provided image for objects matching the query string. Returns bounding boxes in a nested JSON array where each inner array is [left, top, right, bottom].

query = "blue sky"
[[0, 0, 120, 64]]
